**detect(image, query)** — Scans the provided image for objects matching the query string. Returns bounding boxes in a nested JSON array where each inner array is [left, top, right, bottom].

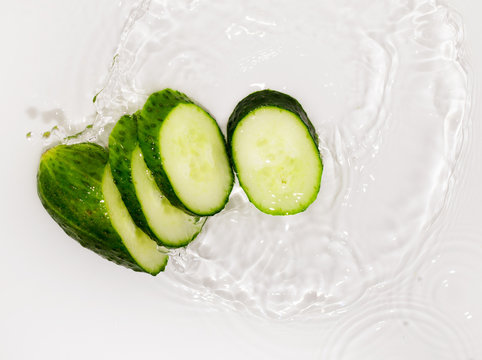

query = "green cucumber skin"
[[227, 90, 323, 215], [138, 88, 233, 216], [227, 90, 319, 156], [109, 113, 205, 248], [37, 143, 166, 274], [108, 113, 157, 241]]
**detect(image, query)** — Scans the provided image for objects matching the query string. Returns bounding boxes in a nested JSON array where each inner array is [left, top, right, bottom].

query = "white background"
[[1, 0, 481, 359]]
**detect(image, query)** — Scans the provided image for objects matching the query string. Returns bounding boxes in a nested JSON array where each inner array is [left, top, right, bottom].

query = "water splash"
[[49, 0, 471, 320]]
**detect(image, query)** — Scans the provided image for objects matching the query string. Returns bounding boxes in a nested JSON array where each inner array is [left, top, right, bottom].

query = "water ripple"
[[320, 296, 474, 359], [57, 0, 472, 319]]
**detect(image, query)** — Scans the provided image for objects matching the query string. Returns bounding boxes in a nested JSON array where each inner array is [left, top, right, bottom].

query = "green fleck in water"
[[93, 91, 101, 103], [111, 53, 119, 67], [41, 126, 59, 139], [93, 54, 118, 103], [65, 124, 95, 140], [26, 131, 32, 139]]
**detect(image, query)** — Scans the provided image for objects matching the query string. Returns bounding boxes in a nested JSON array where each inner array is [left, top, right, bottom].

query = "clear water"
[[51, 0, 470, 327]]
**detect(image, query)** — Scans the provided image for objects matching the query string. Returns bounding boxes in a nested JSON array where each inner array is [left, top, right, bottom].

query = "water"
[[47, 0, 470, 324], [321, 295, 474, 358]]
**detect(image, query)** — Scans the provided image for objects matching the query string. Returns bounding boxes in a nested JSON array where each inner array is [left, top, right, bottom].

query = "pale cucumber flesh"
[[232, 107, 322, 215], [159, 103, 232, 215], [131, 146, 205, 247], [102, 165, 168, 275]]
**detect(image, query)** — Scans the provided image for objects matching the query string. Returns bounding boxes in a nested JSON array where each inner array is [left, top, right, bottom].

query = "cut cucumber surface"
[[138, 89, 234, 216], [227, 90, 323, 215], [102, 165, 168, 274], [37, 143, 168, 275], [109, 114, 206, 248], [109, 114, 153, 239]]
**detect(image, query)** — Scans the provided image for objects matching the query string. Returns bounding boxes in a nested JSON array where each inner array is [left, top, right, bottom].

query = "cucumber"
[[137, 89, 234, 216], [37, 143, 168, 275], [109, 113, 206, 248], [227, 90, 323, 215], [102, 165, 168, 274]]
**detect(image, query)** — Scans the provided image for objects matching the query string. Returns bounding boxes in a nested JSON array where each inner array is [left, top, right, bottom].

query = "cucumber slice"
[[102, 165, 168, 274], [37, 143, 168, 275], [109, 114, 206, 248], [138, 89, 234, 216], [109, 115, 154, 239], [227, 90, 323, 215]]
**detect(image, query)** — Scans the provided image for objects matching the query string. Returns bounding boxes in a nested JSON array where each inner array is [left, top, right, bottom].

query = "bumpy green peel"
[[37, 143, 168, 275]]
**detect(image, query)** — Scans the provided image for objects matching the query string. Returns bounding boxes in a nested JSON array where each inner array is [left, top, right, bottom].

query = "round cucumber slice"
[[138, 89, 234, 216], [227, 90, 323, 215]]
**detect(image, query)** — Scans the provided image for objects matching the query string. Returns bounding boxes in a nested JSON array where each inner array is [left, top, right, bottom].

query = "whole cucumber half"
[[137, 89, 234, 216], [109, 113, 206, 248], [37, 143, 168, 275], [227, 90, 323, 215]]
